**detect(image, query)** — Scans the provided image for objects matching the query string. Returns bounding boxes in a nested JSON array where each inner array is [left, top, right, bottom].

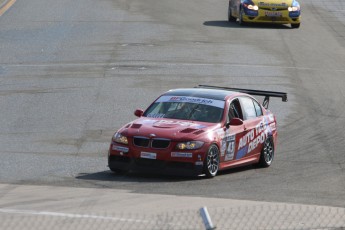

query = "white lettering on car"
[[238, 117, 274, 155]]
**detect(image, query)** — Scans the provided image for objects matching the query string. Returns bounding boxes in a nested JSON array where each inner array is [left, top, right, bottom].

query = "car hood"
[[121, 118, 219, 140], [252, 0, 293, 7]]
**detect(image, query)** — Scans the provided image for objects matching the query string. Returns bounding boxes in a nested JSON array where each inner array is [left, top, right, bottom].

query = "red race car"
[[108, 85, 287, 177]]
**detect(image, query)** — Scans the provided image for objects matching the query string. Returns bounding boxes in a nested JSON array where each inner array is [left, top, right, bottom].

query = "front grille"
[[260, 7, 288, 11], [109, 155, 130, 163], [257, 16, 289, 21], [135, 158, 164, 168], [152, 139, 170, 149], [133, 137, 150, 147], [133, 136, 170, 149], [167, 161, 194, 169]]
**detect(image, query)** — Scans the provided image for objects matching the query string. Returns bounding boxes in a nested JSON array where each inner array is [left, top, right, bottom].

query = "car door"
[[237, 96, 264, 159], [220, 98, 246, 162]]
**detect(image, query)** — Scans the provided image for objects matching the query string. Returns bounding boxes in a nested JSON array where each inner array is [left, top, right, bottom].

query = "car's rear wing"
[[196, 85, 287, 109]]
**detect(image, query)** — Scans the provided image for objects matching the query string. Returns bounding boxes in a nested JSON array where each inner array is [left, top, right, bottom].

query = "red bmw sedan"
[[108, 85, 287, 178]]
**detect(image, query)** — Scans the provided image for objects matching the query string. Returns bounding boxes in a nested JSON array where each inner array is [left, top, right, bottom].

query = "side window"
[[239, 97, 257, 120], [253, 100, 263, 117], [228, 98, 243, 121]]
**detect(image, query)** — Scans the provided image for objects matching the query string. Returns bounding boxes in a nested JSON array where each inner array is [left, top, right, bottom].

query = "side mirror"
[[226, 118, 243, 128], [230, 117, 243, 126], [134, 109, 144, 117]]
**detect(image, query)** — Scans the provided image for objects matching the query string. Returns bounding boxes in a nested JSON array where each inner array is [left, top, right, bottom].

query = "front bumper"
[[108, 142, 207, 176], [243, 8, 301, 24], [108, 155, 204, 176]]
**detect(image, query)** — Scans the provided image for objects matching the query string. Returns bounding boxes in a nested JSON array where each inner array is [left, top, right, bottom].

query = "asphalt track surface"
[[0, 0, 344, 223]]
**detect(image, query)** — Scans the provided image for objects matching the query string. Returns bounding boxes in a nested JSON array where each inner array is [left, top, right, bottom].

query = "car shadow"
[[76, 170, 201, 183], [203, 20, 291, 29], [76, 164, 260, 183], [217, 164, 258, 176]]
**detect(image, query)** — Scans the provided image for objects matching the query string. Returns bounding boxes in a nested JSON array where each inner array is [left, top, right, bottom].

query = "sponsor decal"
[[236, 117, 273, 159], [171, 152, 193, 158], [221, 135, 236, 161], [193, 124, 207, 129], [147, 113, 165, 118], [140, 152, 157, 159], [220, 129, 229, 156], [236, 146, 248, 160], [156, 96, 225, 109], [141, 119, 156, 124], [155, 120, 194, 126], [141, 119, 207, 129], [270, 123, 276, 131], [259, 2, 287, 7], [169, 96, 213, 104], [265, 11, 282, 17], [112, 145, 129, 153], [195, 161, 203, 166]]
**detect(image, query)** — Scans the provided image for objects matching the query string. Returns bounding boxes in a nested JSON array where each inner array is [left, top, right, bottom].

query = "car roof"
[[163, 88, 238, 101]]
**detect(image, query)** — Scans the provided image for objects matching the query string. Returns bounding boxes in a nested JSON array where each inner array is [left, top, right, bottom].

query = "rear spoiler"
[[196, 85, 287, 109]]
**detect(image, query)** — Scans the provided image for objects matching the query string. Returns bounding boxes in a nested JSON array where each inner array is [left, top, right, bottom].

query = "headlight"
[[244, 4, 259, 10], [176, 141, 204, 150], [288, 6, 300, 11], [112, 132, 128, 145], [248, 5, 259, 10]]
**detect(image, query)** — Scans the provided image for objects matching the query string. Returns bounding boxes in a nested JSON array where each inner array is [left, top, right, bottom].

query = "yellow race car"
[[228, 0, 301, 28]]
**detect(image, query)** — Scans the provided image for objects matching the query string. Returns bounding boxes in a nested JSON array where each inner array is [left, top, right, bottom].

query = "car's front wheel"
[[258, 137, 274, 167], [228, 4, 237, 22], [109, 166, 126, 174], [238, 7, 246, 26], [291, 23, 300, 28], [204, 144, 220, 178]]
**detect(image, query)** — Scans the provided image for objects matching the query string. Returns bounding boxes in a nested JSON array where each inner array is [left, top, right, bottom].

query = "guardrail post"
[[200, 206, 216, 230]]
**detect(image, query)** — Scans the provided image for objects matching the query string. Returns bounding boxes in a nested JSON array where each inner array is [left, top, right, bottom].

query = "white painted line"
[[1, 61, 345, 73], [0, 208, 148, 223]]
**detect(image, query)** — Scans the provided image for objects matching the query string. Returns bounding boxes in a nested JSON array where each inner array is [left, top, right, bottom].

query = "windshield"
[[143, 95, 225, 123]]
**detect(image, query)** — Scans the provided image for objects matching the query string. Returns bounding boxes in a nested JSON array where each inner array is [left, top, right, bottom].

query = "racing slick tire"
[[204, 144, 220, 178], [109, 166, 127, 174], [258, 137, 274, 167], [228, 4, 237, 22], [291, 23, 300, 29]]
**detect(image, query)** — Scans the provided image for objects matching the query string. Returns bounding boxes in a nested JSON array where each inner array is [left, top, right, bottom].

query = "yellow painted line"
[[0, 0, 16, 17]]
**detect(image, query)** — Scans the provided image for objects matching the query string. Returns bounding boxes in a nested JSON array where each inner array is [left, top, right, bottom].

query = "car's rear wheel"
[[259, 137, 274, 167], [228, 4, 237, 22], [291, 23, 300, 28], [204, 144, 220, 178]]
